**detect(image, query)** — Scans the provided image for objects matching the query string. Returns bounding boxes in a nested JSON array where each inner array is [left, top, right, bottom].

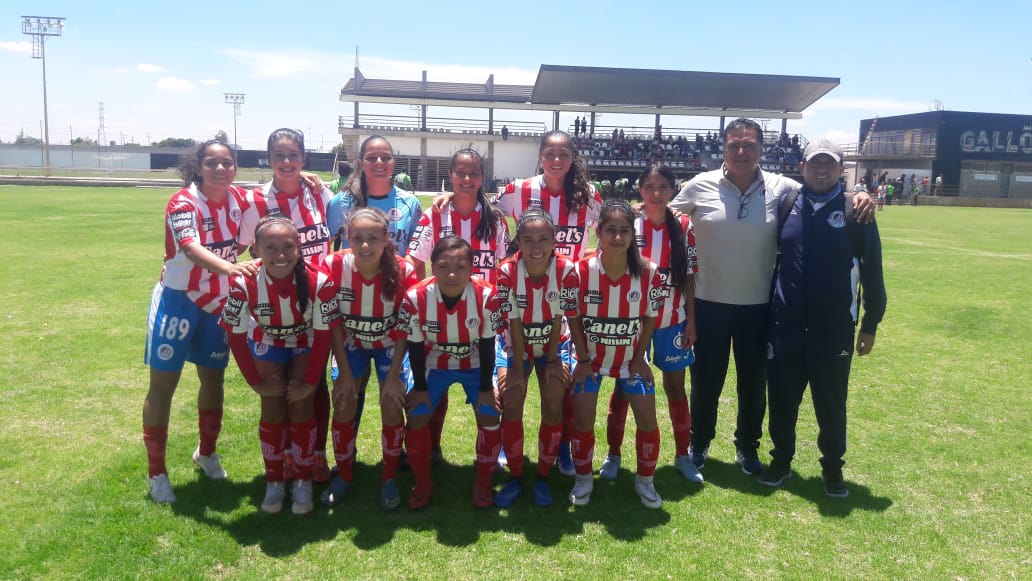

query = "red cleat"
[[311, 452, 332, 483], [408, 480, 434, 510], [473, 477, 494, 509]]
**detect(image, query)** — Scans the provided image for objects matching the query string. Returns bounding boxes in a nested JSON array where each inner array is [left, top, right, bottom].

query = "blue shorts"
[[649, 321, 695, 372], [572, 373, 655, 396], [248, 339, 310, 364], [339, 344, 413, 389], [494, 335, 573, 372], [407, 368, 499, 418], [145, 284, 229, 372]]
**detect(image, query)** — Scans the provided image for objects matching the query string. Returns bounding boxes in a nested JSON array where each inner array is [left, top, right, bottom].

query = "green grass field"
[[0, 185, 1029, 579]]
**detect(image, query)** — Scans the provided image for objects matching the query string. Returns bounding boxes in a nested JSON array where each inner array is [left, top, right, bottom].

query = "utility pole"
[[224, 93, 245, 149], [21, 15, 65, 177]]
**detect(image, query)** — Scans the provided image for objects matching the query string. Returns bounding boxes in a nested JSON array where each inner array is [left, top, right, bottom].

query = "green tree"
[[15, 130, 42, 145], [152, 137, 197, 148]]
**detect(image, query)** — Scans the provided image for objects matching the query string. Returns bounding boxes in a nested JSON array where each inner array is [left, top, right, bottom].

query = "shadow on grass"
[[763, 472, 893, 517], [167, 453, 675, 555]]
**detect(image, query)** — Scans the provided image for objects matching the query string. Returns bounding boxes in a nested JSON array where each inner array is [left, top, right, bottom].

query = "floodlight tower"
[[224, 93, 245, 149], [22, 15, 65, 177]]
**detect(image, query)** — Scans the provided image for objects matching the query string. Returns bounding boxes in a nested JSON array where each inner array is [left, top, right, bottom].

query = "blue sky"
[[3, 1, 1030, 151]]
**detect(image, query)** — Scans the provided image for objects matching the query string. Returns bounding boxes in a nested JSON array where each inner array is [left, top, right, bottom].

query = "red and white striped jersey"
[[160, 184, 247, 314], [313, 250, 418, 349], [220, 260, 325, 349], [495, 175, 602, 261], [399, 277, 502, 370], [407, 202, 510, 285], [495, 254, 579, 359], [239, 181, 333, 264], [573, 254, 664, 378], [633, 213, 699, 328]]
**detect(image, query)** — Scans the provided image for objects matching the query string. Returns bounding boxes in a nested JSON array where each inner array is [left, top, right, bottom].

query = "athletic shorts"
[[572, 372, 655, 397], [248, 338, 310, 364], [494, 335, 572, 372], [145, 283, 229, 372], [407, 368, 499, 418], [649, 321, 695, 372], [339, 344, 413, 389]]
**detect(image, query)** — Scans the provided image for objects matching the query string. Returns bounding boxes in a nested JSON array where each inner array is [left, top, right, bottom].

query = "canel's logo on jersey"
[[554, 226, 584, 245], [472, 250, 495, 270], [828, 211, 846, 228]]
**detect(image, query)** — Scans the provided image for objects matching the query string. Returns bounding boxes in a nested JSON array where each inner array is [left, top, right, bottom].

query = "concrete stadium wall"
[[917, 196, 1032, 209]]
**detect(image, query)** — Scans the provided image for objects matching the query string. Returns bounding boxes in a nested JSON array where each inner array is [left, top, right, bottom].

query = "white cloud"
[[0, 41, 32, 54], [223, 49, 327, 79], [199, 79, 221, 86], [137, 63, 166, 73], [156, 76, 195, 91]]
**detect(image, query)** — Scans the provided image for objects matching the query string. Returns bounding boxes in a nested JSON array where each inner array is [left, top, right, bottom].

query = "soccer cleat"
[[380, 479, 401, 512], [687, 444, 709, 469], [568, 474, 594, 506], [408, 480, 434, 510], [556, 442, 576, 477], [599, 455, 621, 480], [320, 475, 351, 506], [473, 477, 494, 509], [735, 450, 765, 476], [311, 452, 332, 483], [532, 479, 553, 507], [261, 481, 286, 514], [494, 478, 523, 508], [822, 468, 850, 499], [192, 447, 227, 480], [674, 454, 705, 483], [291, 480, 314, 515], [759, 460, 792, 488], [148, 474, 176, 504], [634, 475, 663, 509]]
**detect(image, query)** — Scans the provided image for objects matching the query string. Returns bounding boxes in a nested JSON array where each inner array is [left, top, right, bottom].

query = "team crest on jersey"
[[303, 195, 314, 210], [387, 208, 403, 222], [157, 344, 174, 361], [828, 211, 846, 228], [230, 207, 241, 222], [673, 332, 685, 349], [254, 342, 269, 356], [546, 290, 560, 303], [627, 290, 641, 302], [466, 317, 481, 329], [585, 290, 603, 304]]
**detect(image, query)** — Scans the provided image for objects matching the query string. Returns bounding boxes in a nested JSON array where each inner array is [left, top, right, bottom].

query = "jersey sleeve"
[[407, 210, 435, 263], [684, 216, 699, 274], [312, 259, 340, 332], [219, 275, 252, 334], [645, 264, 664, 317], [399, 291, 424, 343], [495, 181, 520, 220], [494, 261, 516, 321], [585, 186, 603, 226], [559, 260, 580, 313], [237, 189, 263, 247], [166, 195, 200, 248], [482, 285, 502, 339]]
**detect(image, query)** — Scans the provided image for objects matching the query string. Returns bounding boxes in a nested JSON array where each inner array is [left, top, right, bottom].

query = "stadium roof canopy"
[[341, 64, 839, 120]]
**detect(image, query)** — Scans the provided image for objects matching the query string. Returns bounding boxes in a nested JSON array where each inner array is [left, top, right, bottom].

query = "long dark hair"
[[254, 215, 309, 313], [347, 207, 400, 301], [343, 135, 392, 208], [450, 148, 504, 244], [539, 130, 593, 213], [597, 198, 646, 279], [178, 135, 235, 187], [267, 127, 306, 156], [430, 235, 473, 265], [638, 163, 689, 294]]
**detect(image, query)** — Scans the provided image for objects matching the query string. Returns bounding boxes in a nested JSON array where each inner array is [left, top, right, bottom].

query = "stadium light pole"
[[224, 93, 245, 149], [22, 15, 65, 177]]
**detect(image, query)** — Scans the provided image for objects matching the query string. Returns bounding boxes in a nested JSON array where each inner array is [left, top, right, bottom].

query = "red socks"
[[635, 428, 661, 477], [381, 423, 405, 484], [258, 421, 286, 481], [197, 408, 222, 457], [288, 418, 317, 480], [571, 429, 596, 475], [406, 425, 432, 486], [143, 425, 168, 477], [475, 425, 502, 482], [501, 419, 524, 478], [429, 394, 448, 449], [668, 398, 692, 457], [537, 422, 563, 478], [331, 419, 356, 482], [605, 392, 629, 456]]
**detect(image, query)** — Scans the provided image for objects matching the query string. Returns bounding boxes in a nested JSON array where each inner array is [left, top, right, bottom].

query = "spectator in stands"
[[669, 119, 874, 480], [501, 125, 509, 141]]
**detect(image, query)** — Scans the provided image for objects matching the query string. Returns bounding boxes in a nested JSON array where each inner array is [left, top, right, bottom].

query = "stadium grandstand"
[[337, 64, 839, 192]]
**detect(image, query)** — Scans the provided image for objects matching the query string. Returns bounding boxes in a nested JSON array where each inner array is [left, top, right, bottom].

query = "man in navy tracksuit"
[[759, 138, 887, 498]]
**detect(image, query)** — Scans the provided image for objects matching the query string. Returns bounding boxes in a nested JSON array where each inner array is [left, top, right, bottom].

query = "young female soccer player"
[[600, 163, 702, 484], [310, 208, 418, 511], [142, 137, 257, 504], [433, 130, 602, 474], [221, 216, 326, 515], [567, 199, 666, 509], [492, 208, 579, 508], [239, 128, 336, 482], [398, 237, 503, 509], [408, 148, 509, 283]]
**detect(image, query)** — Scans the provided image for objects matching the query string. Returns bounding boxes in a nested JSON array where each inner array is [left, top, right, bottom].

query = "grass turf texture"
[[0, 185, 1029, 579]]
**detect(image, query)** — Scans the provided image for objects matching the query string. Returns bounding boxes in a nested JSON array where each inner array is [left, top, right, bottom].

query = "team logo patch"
[[827, 211, 846, 228], [673, 332, 685, 349], [304, 195, 314, 210], [157, 344, 175, 361], [466, 317, 481, 329], [230, 207, 241, 222], [545, 290, 560, 302], [387, 208, 403, 222], [627, 290, 641, 302], [254, 342, 269, 356]]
